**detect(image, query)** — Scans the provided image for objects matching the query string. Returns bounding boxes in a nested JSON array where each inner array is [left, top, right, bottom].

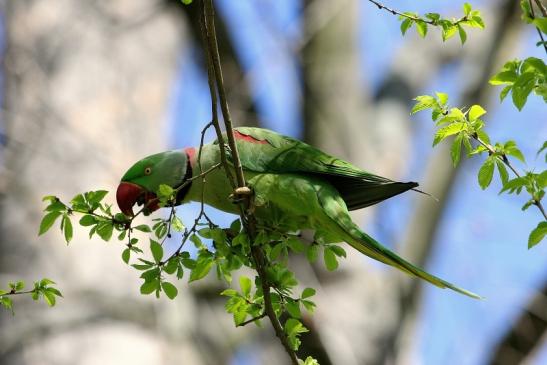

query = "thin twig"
[[236, 312, 267, 327], [366, 0, 467, 26]]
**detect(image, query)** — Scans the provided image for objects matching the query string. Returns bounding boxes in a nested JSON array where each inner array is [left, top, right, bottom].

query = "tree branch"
[[199, 1, 299, 363]]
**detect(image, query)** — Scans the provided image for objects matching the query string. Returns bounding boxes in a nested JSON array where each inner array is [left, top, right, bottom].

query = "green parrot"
[[117, 127, 479, 298]]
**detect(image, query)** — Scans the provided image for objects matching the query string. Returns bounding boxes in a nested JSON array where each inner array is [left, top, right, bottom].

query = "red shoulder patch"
[[234, 130, 271, 145], [184, 147, 196, 166]]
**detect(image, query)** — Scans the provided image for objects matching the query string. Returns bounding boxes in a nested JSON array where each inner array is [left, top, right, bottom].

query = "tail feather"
[[346, 229, 481, 299]]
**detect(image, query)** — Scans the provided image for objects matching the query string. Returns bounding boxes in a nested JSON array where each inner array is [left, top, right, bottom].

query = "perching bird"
[[117, 127, 479, 298]]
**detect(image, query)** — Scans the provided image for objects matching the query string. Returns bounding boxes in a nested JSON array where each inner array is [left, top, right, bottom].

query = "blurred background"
[[1, 0, 546, 364]]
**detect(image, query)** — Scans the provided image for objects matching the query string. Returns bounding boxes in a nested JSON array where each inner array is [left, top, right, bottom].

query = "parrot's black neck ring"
[[175, 157, 193, 204]]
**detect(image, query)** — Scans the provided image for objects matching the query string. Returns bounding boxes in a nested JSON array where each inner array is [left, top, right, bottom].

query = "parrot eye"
[[144, 167, 152, 175]]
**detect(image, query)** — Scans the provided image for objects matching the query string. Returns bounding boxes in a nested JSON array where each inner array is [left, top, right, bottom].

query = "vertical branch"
[[199, 1, 299, 363]]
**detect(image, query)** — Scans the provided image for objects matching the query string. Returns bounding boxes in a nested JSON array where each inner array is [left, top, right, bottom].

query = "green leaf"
[[468, 105, 486, 121], [528, 222, 547, 249], [39, 211, 62, 235], [490, 71, 518, 85], [323, 247, 338, 271], [189, 252, 214, 282], [463, 2, 472, 16], [330, 245, 346, 257], [400, 18, 413, 35], [239, 275, 252, 298], [157, 184, 174, 199], [433, 122, 467, 146], [286, 299, 301, 318], [451, 134, 463, 166], [88, 190, 108, 204], [478, 158, 495, 189], [301, 288, 316, 299], [122, 248, 131, 264], [43, 291, 57, 306], [172, 216, 185, 232], [150, 240, 163, 263], [496, 160, 509, 185], [161, 282, 178, 299], [441, 24, 457, 41], [62, 215, 73, 243], [457, 24, 467, 45], [230, 219, 241, 234], [15, 281, 25, 291], [411, 95, 437, 114], [79, 215, 97, 227], [140, 280, 160, 295], [500, 85, 512, 102], [416, 21, 427, 38], [306, 244, 319, 263], [220, 289, 238, 297], [134, 224, 151, 233], [96, 221, 114, 241], [303, 356, 320, 365], [533, 18, 547, 34], [436, 92, 449, 106], [512, 72, 535, 110], [181, 0, 193, 4], [286, 236, 305, 253]]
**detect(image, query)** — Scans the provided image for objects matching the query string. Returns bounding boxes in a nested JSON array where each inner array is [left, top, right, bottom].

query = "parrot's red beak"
[[116, 182, 159, 217]]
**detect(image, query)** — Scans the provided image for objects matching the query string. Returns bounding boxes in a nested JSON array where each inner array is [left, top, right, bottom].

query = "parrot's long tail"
[[343, 223, 481, 299]]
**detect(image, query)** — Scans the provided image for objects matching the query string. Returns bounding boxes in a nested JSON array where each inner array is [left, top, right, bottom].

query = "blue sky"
[[167, 1, 547, 364]]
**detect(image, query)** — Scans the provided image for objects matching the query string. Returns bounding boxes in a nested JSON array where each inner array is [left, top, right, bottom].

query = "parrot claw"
[[229, 186, 253, 202]]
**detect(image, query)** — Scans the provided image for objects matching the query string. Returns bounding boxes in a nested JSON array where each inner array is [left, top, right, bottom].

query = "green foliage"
[[39, 184, 327, 354], [398, 3, 484, 44], [0, 279, 63, 314], [412, 93, 546, 247], [489, 58, 547, 110]]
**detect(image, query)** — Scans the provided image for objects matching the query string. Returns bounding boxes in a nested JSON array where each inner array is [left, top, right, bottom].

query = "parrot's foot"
[[229, 186, 256, 214]]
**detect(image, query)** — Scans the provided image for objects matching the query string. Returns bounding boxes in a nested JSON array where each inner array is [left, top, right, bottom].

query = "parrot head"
[[116, 150, 191, 217]]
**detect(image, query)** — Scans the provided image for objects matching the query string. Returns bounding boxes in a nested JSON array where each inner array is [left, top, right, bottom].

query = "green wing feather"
[[222, 127, 417, 210]]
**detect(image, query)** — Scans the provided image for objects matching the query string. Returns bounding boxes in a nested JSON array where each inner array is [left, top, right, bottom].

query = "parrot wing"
[[219, 127, 417, 210]]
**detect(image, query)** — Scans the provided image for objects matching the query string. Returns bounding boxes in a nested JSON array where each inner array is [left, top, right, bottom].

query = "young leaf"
[[239, 275, 252, 298], [140, 280, 160, 295], [400, 18, 413, 35], [478, 158, 495, 189], [189, 253, 214, 282], [301, 287, 316, 299], [150, 240, 164, 263], [458, 25, 467, 45], [451, 134, 463, 166], [323, 247, 338, 271], [468, 105, 486, 121], [134, 224, 151, 233], [122, 248, 131, 264], [63, 215, 73, 243], [39, 211, 62, 235], [79, 215, 97, 226], [172, 216, 185, 232], [528, 221, 547, 249], [416, 21, 427, 38], [161, 282, 178, 300]]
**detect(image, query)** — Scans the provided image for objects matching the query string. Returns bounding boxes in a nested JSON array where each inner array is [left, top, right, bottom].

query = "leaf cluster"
[[0, 279, 62, 314], [490, 58, 547, 110], [399, 3, 484, 44], [412, 93, 546, 247]]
